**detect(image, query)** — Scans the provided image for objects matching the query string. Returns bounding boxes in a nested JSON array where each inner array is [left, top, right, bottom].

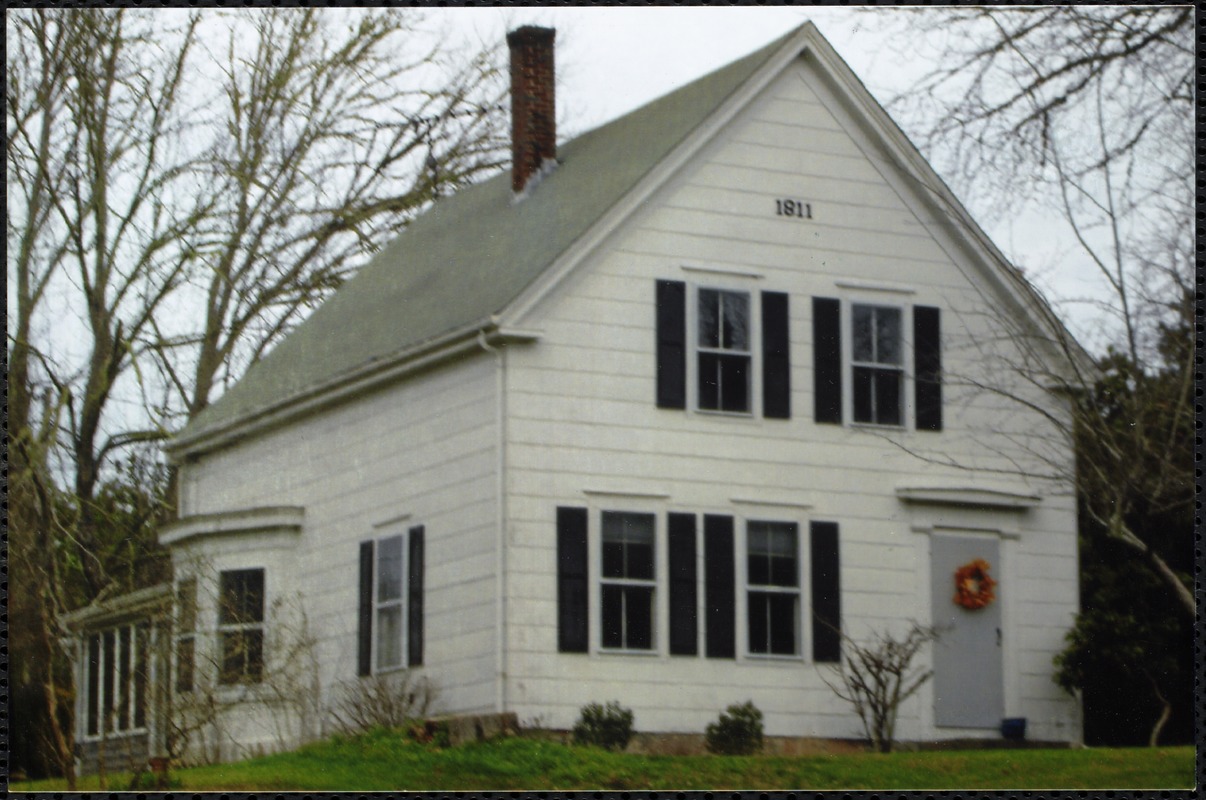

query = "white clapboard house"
[[69, 23, 1084, 768]]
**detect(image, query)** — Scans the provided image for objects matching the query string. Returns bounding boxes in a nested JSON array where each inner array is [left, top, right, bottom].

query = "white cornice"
[[159, 505, 305, 547], [895, 486, 1041, 511], [167, 325, 541, 461], [62, 583, 173, 632]]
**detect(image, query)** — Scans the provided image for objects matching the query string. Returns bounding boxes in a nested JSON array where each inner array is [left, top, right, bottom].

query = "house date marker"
[[774, 198, 813, 219]]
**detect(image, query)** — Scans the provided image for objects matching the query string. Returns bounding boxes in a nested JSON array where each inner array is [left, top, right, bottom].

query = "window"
[[697, 288, 751, 412], [82, 623, 149, 738], [600, 511, 656, 650], [375, 535, 405, 670], [747, 521, 800, 655], [851, 304, 903, 425], [175, 578, 197, 693], [358, 527, 425, 675], [218, 568, 265, 685]]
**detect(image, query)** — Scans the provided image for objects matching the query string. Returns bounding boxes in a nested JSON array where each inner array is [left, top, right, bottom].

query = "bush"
[[572, 701, 634, 751], [327, 671, 437, 735], [706, 701, 764, 755]]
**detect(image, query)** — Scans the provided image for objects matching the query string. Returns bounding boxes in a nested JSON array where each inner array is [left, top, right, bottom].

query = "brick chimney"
[[507, 26, 556, 195]]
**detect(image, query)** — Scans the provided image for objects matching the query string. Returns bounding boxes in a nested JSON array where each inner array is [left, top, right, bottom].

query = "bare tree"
[[6, 8, 508, 778], [864, 7, 1193, 619], [820, 622, 943, 753]]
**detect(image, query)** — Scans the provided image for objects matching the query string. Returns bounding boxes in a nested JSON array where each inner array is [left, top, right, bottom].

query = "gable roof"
[[173, 28, 795, 454], [171, 22, 1083, 458]]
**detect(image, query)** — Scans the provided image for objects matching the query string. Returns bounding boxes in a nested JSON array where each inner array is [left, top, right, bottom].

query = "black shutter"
[[557, 507, 589, 653], [914, 305, 942, 431], [656, 280, 687, 409], [668, 512, 698, 655], [357, 540, 374, 676], [704, 514, 735, 659], [813, 297, 842, 424], [407, 526, 425, 667], [810, 521, 842, 663], [762, 291, 791, 419]]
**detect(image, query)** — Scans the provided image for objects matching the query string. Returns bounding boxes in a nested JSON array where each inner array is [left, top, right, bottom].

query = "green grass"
[[12, 732, 1195, 791]]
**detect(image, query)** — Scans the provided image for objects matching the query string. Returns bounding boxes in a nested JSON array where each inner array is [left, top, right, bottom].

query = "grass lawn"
[[12, 732, 1194, 791]]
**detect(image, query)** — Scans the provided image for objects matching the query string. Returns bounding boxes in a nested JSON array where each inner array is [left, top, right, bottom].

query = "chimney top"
[[508, 26, 557, 196]]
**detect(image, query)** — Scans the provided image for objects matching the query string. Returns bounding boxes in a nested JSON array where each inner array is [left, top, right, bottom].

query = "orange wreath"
[[953, 558, 997, 610]]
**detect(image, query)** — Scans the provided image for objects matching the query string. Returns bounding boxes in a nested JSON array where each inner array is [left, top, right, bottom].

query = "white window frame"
[[217, 567, 266, 686], [684, 277, 763, 418], [372, 532, 408, 673], [744, 519, 803, 658], [79, 622, 150, 741], [842, 296, 915, 430], [174, 577, 197, 694], [598, 510, 659, 652]]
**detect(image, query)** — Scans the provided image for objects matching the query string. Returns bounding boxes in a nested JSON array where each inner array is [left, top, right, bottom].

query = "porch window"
[[82, 623, 149, 738]]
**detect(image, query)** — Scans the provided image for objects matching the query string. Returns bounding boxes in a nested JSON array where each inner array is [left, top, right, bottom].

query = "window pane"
[[221, 630, 264, 684], [624, 586, 654, 650], [103, 630, 116, 733], [853, 366, 874, 423], [245, 630, 264, 682], [717, 354, 750, 412], [698, 352, 720, 409], [874, 368, 902, 426], [601, 585, 623, 648], [376, 605, 403, 670], [177, 579, 197, 633], [698, 289, 720, 348], [748, 551, 770, 585], [87, 634, 100, 736], [722, 292, 750, 350], [852, 305, 874, 362], [748, 592, 770, 654], [377, 536, 404, 602], [749, 523, 797, 587], [768, 593, 798, 655], [220, 569, 265, 624], [602, 512, 655, 580], [876, 307, 902, 365], [176, 637, 195, 694], [134, 624, 148, 728], [118, 626, 132, 731]]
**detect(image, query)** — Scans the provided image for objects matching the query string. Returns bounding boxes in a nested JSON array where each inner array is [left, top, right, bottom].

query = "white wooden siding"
[[175, 354, 501, 754], [501, 56, 1079, 742]]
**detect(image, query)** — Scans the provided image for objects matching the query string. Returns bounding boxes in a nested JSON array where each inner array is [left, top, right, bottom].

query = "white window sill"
[[78, 727, 150, 743], [596, 647, 659, 657], [744, 653, 805, 664], [848, 421, 908, 432], [694, 409, 757, 421]]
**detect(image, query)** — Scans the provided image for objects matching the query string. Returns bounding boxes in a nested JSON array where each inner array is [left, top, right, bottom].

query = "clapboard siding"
[[177, 353, 501, 746], [500, 57, 1078, 742]]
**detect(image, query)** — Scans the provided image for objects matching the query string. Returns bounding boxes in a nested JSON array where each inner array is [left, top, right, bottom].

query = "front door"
[[930, 533, 1003, 728]]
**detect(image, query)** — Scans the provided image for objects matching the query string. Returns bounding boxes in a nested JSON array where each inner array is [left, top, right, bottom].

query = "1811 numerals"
[[775, 198, 812, 219]]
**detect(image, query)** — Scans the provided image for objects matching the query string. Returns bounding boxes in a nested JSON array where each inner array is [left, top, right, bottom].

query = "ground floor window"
[[83, 622, 149, 738], [600, 511, 656, 650], [218, 568, 265, 685], [747, 521, 800, 655]]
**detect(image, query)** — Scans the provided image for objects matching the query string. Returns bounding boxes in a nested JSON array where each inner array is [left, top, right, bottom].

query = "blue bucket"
[[1001, 717, 1027, 740]]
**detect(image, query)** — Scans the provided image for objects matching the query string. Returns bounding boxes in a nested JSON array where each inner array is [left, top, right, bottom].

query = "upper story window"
[[697, 288, 751, 413], [600, 511, 656, 650], [747, 521, 800, 656], [218, 568, 265, 685], [851, 304, 903, 426], [656, 279, 791, 419]]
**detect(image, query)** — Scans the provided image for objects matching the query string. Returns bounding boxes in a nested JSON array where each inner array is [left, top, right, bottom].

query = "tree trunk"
[[1146, 673, 1171, 747], [1110, 515, 1194, 620]]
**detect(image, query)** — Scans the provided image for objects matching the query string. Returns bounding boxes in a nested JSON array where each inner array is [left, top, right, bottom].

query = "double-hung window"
[[218, 568, 265, 685], [851, 304, 903, 426], [600, 511, 656, 650], [697, 288, 752, 413], [374, 535, 405, 671], [82, 623, 149, 737], [747, 521, 800, 655], [175, 578, 197, 693]]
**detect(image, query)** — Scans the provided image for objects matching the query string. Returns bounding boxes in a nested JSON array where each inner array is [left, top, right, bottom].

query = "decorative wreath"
[[953, 558, 997, 610]]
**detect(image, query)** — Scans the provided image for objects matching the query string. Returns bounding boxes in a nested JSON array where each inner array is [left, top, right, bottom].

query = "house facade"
[[72, 23, 1084, 767]]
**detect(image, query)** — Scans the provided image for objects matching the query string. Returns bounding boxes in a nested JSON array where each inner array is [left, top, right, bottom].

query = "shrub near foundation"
[[705, 701, 764, 755], [572, 701, 634, 751]]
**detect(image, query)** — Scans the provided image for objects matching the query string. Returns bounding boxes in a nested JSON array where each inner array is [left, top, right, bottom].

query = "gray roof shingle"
[[180, 28, 795, 444]]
